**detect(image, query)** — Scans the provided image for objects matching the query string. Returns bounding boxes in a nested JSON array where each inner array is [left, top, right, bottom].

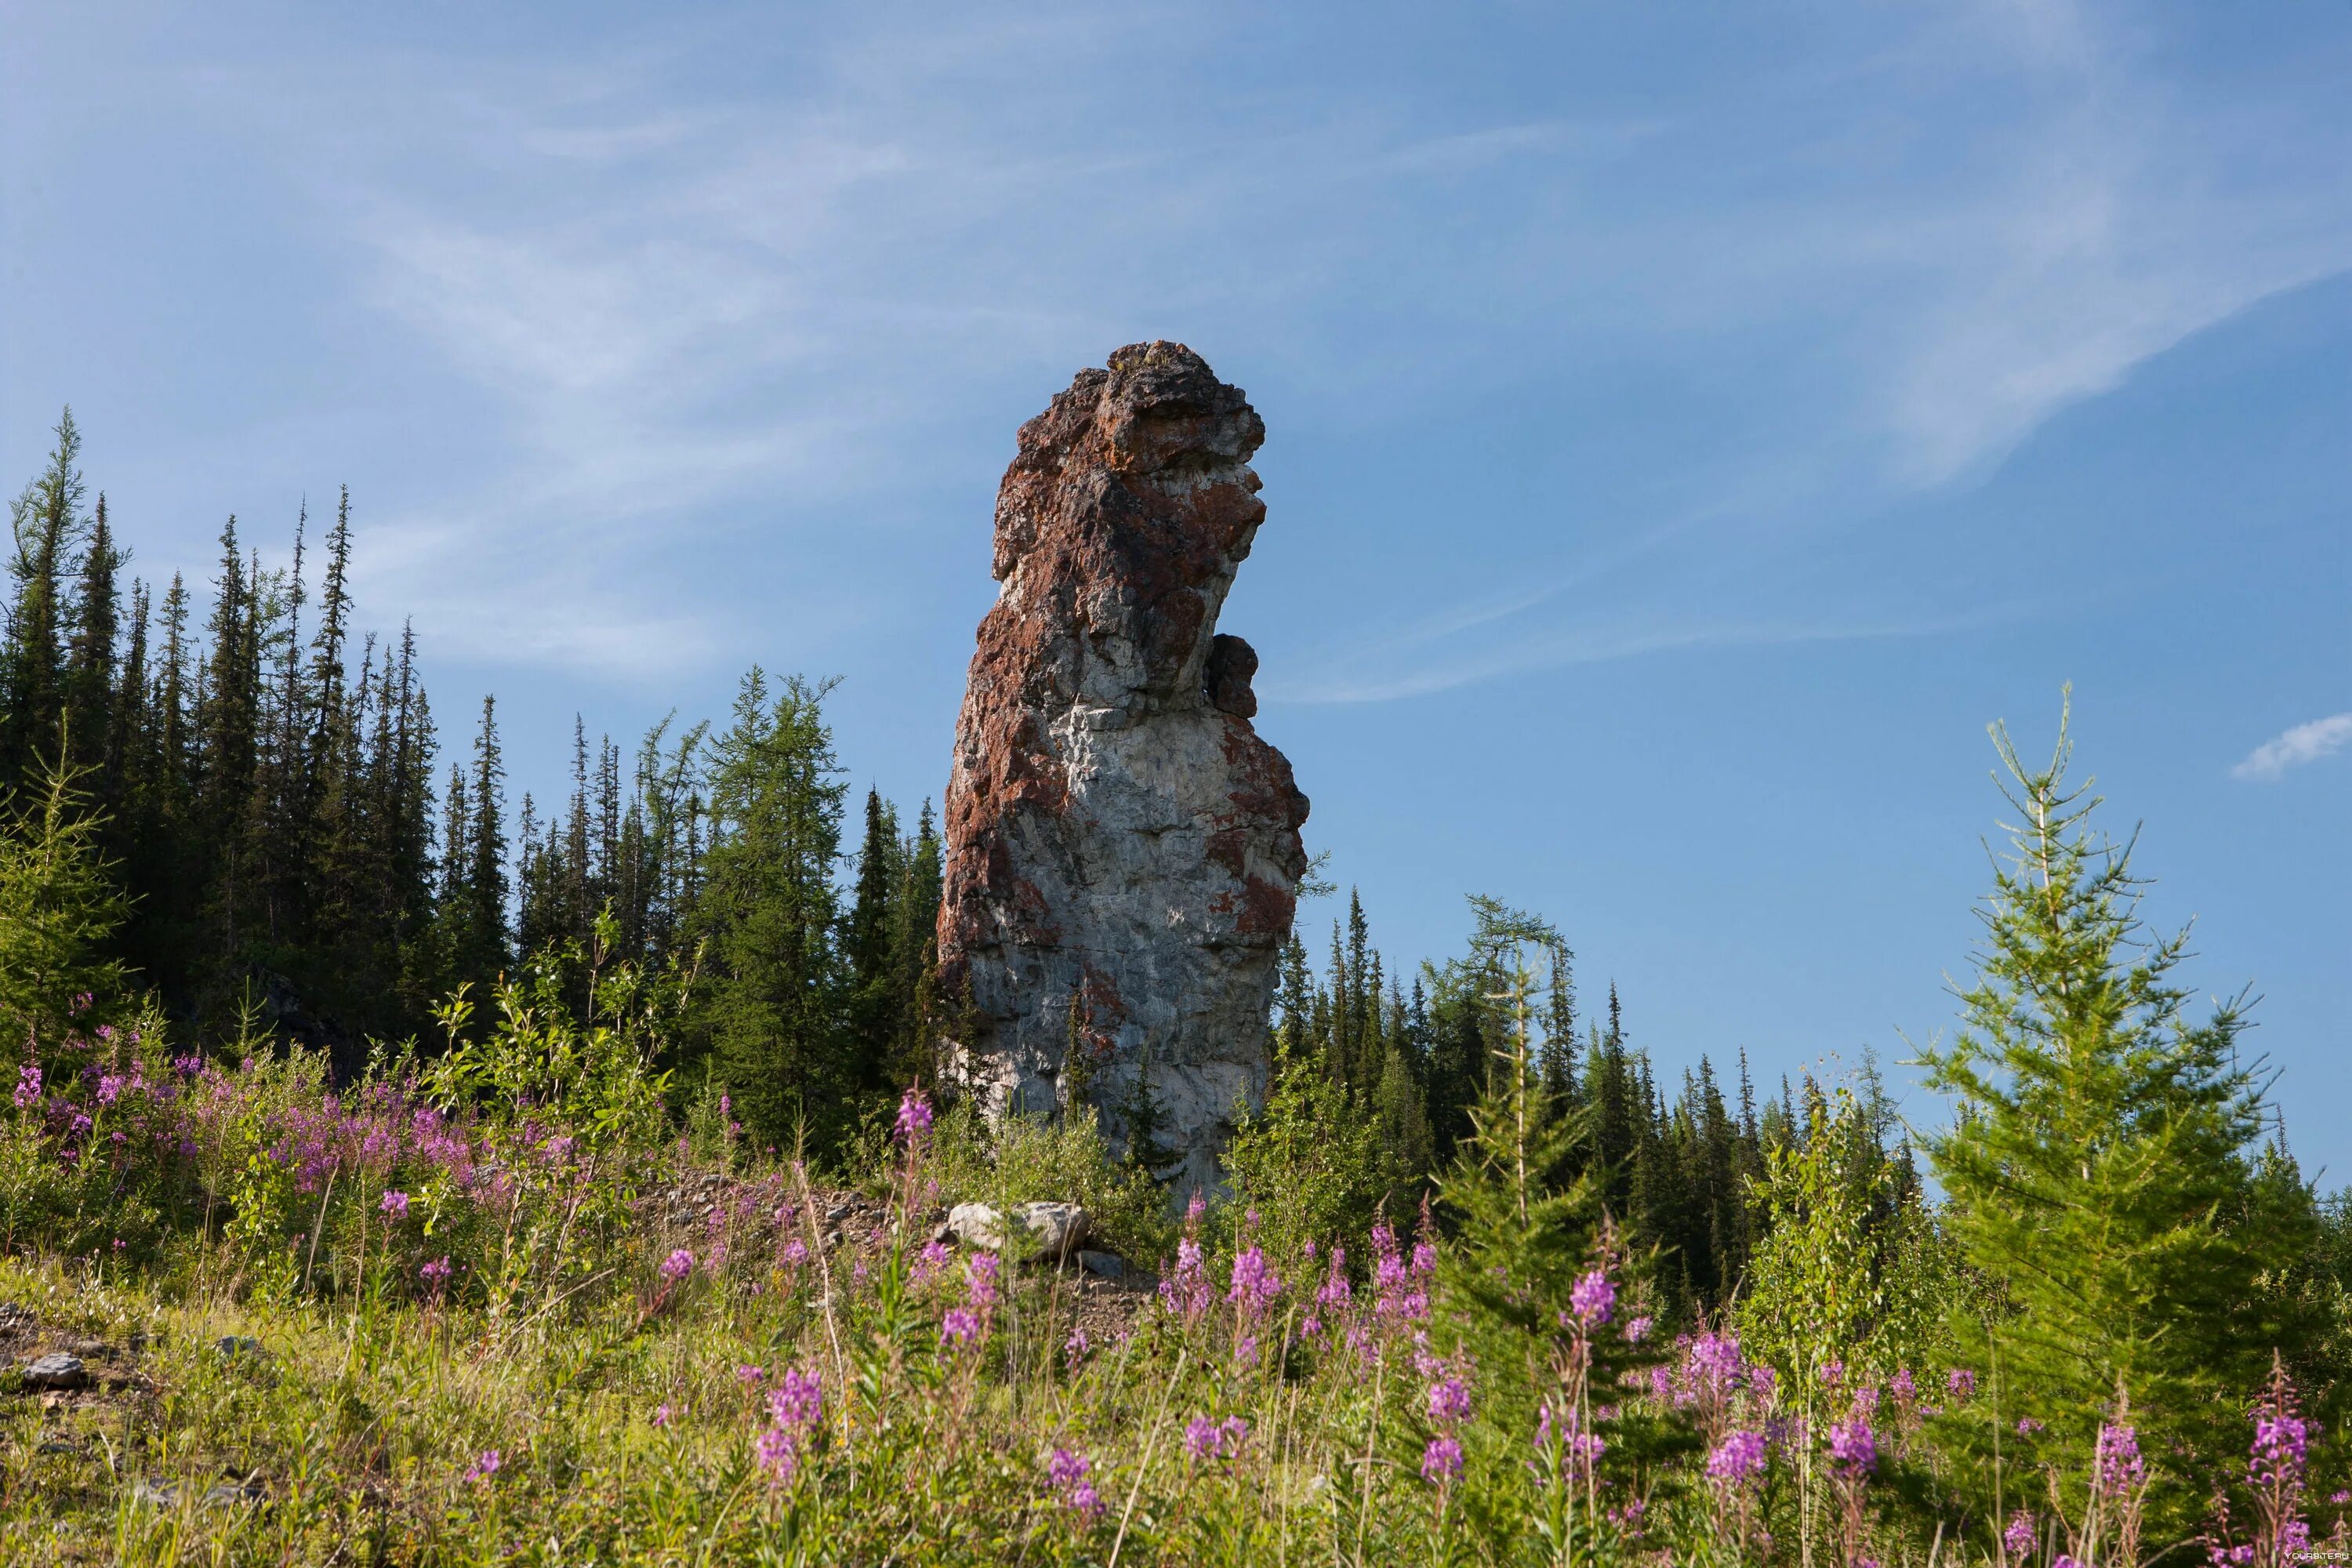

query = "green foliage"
[[1918, 699, 2304, 1512], [691, 669, 851, 1152], [0, 738, 128, 1040], [1737, 1085, 1960, 1389], [1426, 897, 1682, 1563], [912, 1098, 1174, 1265], [1224, 1033, 1385, 1267]]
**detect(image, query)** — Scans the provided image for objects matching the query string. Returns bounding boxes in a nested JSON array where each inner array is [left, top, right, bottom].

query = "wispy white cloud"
[[122, 0, 2352, 691], [2233, 714, 2352, 782]]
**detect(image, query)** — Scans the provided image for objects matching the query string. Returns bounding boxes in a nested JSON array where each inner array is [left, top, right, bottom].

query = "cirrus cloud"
[[2233, 713, 2352, 782]]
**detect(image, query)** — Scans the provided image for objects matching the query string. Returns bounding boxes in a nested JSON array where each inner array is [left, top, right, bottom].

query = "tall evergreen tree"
[[1919, 705, 2307, 1509], [691, 670, 848, 1150]]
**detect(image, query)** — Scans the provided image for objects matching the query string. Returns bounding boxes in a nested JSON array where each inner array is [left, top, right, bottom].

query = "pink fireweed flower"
[[1682, 1331, 1745, 1403], [781, 1238, 808, 1267], [2251, 1411, 2311, 1487], [1422, 1436, 1465, 1484], [894, 1087, 934, 1144], [1534, 1399, 1607, 1479], [2016, 1417, 2045, 1436], [1819, 1359, 1845, 1388], [652, 1403, 673, 1428], [96, 1074, 124, 1105], [1228, 1245, 1282, 1310], [1889, 1367, 1917, 1403], [736, 1364, 764, 1388], [768, 1367, 824, 1431], [1828, 1417, 1877, 1475], [1569, 1270, 1615, 1327], [419, 1256, 452, 1285], [659, 1248, 695, 1282], [463, 1450, 501, 1484], [2096, 1423, 2145, 1497], [1065, 1326, 1090, 1361], [965, 1252, 1000, 1311], [755, 1425, 800, 1484], [1184, 1415, 1250, 1463], [1624, 1314, 1654, 1345], [1160, 1236, 1213, 1319], [1316, 1247, 1351, 1311], [13, 1065, 40, 1109], [941, 1307, 982, 1347], [2003, 1510, 2037, 1557], [1708, 1430, 1769, 1488], [1428, 1377, 1472, 1426], [379, 1190, 410, 1219], [1048, 1448, 1104, 1520]]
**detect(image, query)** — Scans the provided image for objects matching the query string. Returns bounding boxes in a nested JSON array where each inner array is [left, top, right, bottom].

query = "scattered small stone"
[[24, 1353, 86, 1390], [132, 1479, 266, 1511], [64, 1338, 112, 1359], [1077, 1250, 1125, 1280], [930, 1221, 953, 1247], [822, 1230, 844, 1250], [825, 1203, 851, 1225]]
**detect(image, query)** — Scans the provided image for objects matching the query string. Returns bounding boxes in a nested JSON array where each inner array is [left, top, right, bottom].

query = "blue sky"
[[5, 2, 2347, 1168]]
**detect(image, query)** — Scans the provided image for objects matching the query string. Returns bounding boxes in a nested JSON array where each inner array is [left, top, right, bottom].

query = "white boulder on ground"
[[947, 1201, 1092, 1262]]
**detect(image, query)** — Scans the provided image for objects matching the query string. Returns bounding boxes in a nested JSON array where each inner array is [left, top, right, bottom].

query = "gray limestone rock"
[[937, 343, 1311, 1196]]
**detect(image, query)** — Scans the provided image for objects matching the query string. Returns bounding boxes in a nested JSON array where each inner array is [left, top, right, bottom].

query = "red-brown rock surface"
[[937, 342, 1310, 1194]]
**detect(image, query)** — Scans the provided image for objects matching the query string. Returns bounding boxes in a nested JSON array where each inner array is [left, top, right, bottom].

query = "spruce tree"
[[692, 670, 848, 1150], [1919, 703, 2303, 1508], [4, 409, 87, 793]]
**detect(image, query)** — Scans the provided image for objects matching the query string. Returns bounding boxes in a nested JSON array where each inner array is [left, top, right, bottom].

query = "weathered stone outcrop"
[[937, 341, 1310, 1196]]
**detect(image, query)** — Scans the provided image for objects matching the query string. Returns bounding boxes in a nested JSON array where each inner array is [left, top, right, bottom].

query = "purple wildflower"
[[1828, 1417, 1876, 1475], [379, 1190, 410, 1218], [1708, 1430, 1769, 1487], [463, 1450, 501, 1484], [894, 1087, 935, 1144], [755, 1425, 800, 1483], [1624, 1314, 1654, 1345], [941, 1307, 982, 1347], [966, 1252, 1000, 1311], [2003, 1510, 2037, 1557], [659, 1248, 695, 1282], [1048, 1449, 1104, 1520], [1428, 1377, 1472, 1425], [1947, 1367, 1976, 1400], [1422, 1436, 1465, 1484], [1228, 1245, 1282, 1309], [2097, 1422, 2145, 1497], [13, 1065, 41, 1109], [1569, 1269, 1615, 1327]]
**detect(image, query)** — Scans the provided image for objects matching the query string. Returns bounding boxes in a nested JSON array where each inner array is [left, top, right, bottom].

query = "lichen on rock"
[[936, 341, 1310, 1196]]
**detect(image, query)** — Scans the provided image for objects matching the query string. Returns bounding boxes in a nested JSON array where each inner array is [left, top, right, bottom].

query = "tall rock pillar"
[[935, 342, 1311, 1196]]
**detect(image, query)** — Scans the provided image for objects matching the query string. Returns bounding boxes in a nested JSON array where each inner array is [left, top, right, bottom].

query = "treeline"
[[1269, 891, 1921, 1322], [1, 412, 943, 1153]]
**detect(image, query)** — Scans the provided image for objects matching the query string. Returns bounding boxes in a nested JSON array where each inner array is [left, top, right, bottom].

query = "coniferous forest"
[[5, 407, 2350, 1566]]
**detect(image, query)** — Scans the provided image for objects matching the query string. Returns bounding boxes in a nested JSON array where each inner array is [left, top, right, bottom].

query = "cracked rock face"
[[937, 342, 1311, 1196]]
